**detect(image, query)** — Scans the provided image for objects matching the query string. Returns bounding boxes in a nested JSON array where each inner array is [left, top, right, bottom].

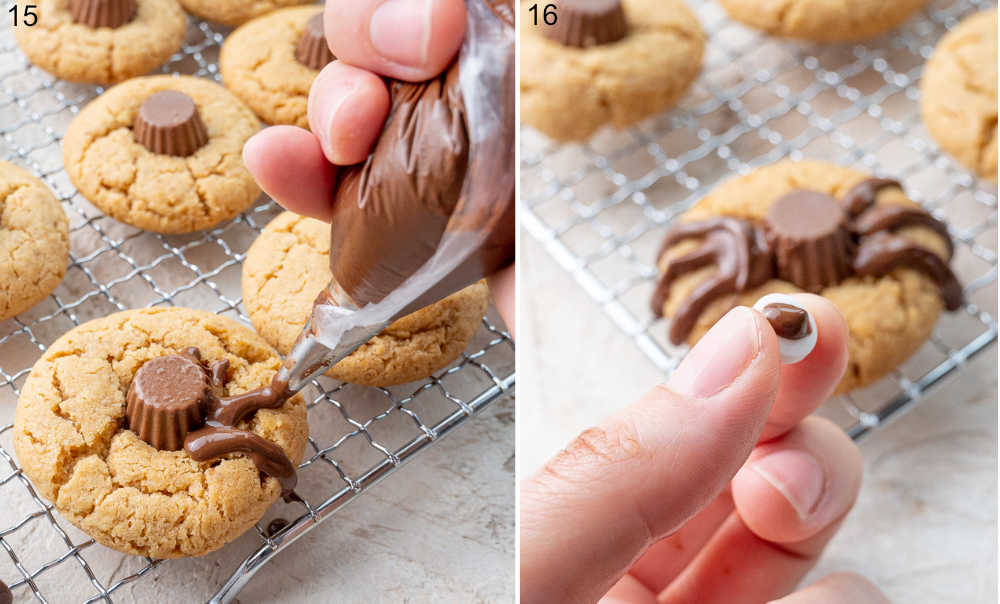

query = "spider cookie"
[[921, 10, 997, 180], [14, 0, 187, 85], [63, 75, 262, 234], [652, 160, 962, 394], [243, 212, 490, 387], [0, 162, 69, 321], [179, 0, 313, 27], [13, 307, 308, 558], [221, 7, 334, 129], [719, 0, 928, 42], [520, 0, 705, 141]]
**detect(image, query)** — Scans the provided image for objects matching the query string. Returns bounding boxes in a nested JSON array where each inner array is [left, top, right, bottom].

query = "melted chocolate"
[[840, 177, 901, 217], [327, 0, 514, 315], [852, 204, 954, 259], [761, 303, 811, 340], [266, 518, 289, 537], [653, 178, 963, 344], [126, 348, 298, 497], [185, 423, 297, 496], [854, 232, 964, 310], [650, 217, 773, 345]]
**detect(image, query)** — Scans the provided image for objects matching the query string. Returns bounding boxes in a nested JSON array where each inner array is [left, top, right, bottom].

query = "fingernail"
[[752, 449, 825, 519], [313, 85, 357, 161], [668, 306, 762, 398], [370, 0, 432, 68]]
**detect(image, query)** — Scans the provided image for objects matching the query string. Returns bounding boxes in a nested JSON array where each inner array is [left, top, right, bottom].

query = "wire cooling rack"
[[521, 0, 997, 440], [0, 12, 514, 604]]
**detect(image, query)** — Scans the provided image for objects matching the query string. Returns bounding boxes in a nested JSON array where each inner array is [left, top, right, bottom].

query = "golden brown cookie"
[[220, 6, 329, 129], [0, 161, 69, 321], [62, 75, 262, 234], [13, 307, 308, 559], [921, 10, 997, 180], [179, 0, 313, 27], [520, 0, 705, 141], [242, 212, 490, 387], [719, 0, 928, 42], [655, 160, 957, 394], [13, 0, 187, 85]]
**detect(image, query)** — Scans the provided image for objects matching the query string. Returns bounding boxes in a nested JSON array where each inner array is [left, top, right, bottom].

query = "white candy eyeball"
[[752, 293, 817, 364]]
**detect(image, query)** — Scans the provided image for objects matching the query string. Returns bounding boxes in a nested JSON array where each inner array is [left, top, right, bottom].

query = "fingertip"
[[308, 61, 391, 165], [733, 417, 862, 545]]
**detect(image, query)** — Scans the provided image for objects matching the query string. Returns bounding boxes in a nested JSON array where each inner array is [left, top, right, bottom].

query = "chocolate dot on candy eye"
[[752, 294, 818, 364]]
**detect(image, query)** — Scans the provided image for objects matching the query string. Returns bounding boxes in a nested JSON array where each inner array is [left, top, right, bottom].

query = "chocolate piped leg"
[[185, 424, 297, 497], [854, 232, 964, 310]]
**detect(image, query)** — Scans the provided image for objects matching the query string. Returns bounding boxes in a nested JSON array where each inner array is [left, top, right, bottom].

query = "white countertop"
[[520, 232, 997, 603]]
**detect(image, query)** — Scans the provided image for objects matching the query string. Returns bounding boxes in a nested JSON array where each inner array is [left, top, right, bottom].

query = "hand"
[[241, 0, 515, 331], [520, 294, 884, 603]]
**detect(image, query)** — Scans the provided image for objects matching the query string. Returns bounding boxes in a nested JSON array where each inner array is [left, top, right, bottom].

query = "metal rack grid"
[[521, 0, 997, 440], [0, 13, 514, 604]]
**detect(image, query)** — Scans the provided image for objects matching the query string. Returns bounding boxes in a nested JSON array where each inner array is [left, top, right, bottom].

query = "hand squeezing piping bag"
[[275, 0, 515, 394]]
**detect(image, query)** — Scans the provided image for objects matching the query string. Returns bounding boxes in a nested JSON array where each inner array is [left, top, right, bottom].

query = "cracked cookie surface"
[[220, 6, 324, 129], [179, 0, 313, 27], [62, 75, 262, 234], [921, 9, 997, 180], [719, 0, 928, 42], [0, 162, 69, 321], [657, 160, 951, 394], [13, 0, 187, 85], [520, 0, 705, 141], [13, 307, 308, 558], [242, 212, 490, 387]]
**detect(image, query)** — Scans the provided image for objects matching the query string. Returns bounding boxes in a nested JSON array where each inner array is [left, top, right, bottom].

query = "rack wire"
[[521, 0, 997, 440], [0, 12, 514, 604]]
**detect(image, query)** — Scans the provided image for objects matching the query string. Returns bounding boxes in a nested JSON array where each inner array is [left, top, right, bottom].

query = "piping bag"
[[274, 0, 515, 394]]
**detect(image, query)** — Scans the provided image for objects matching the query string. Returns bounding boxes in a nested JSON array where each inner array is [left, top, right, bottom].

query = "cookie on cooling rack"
[[520, 0, 705, 142], [921, 9, 997, 181], [0, 161, 69, 322], [62, 75, 262, 234], [651, 160, 963, 394], [13, 0, 187, 85], [179, 0, 313, 27], [13, 307, 308, 558], [242, 212, 490, 387], [719, 0, 928, 42], [220, 7, 333, 129]]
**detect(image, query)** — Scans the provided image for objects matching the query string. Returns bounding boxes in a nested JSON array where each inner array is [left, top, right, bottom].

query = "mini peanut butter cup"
[[765, 191, 855, 292], [126, 353, 212, 451], [70, 0, 136, 29], [133, 91, 209, 157], [296, 13, 334, 70], [542, 0, 628, 48]]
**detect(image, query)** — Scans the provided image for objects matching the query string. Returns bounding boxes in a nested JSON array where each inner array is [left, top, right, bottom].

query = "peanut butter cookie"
[[242, 212, 490, 387], [13, 0, 187, 85], [921, 10, 997, 180], [520, 0, 705, 141], [652, 160, 962, 394], [719, 0, 928, 42], [0, 161, 69, 321], [220, 7, 333, 129], [62, 75, 262, 234], [13, 307, 308, 558], [179, 0, 313, 27]]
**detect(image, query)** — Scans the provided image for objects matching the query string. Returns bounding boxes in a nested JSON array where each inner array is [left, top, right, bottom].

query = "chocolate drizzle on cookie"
[[133, 91, 209, 157], [71, 0, 136, 29], [296, 13, 335, 70], [652, 177, 963, 344], [126, 347, 298, 496], [542, 0, 628, 48]]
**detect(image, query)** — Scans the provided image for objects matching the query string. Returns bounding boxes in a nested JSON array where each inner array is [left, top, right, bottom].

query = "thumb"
[[520, 306, 781, 604]]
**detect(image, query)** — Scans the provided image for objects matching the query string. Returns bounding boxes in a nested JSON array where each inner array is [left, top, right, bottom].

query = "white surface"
[[520, 232, 997, 603]]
